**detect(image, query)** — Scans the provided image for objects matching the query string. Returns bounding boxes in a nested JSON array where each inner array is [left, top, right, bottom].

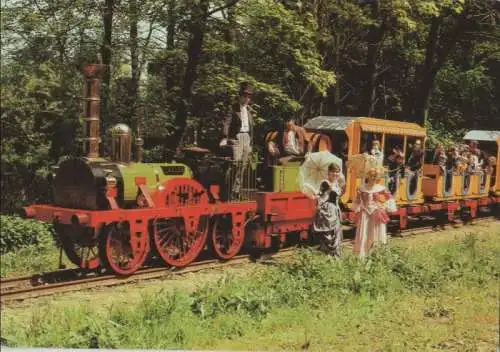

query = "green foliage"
[[238, 0, 335, 96], [0, 215, 62, 277], [425, 124, 465, 148], [429, 38, 500, 133], [190, 235, 497, 323], [1, 43, 83, 212], [0, 215, 55, 255]]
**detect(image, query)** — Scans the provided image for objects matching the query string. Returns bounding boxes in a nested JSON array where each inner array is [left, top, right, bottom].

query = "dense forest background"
[[1, 0, 499, 212]]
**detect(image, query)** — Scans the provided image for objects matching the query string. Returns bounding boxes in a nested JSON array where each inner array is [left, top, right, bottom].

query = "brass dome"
[[110, 123, 132, 135], [109, 123, 132, 163]]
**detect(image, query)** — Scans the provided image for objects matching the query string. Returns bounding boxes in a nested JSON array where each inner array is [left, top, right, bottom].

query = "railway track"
[[1, 216, 496, 303], [0, 248, 300, 303]]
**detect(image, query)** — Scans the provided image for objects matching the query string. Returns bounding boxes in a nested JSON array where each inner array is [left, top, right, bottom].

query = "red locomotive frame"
[[23, 178, 317, 275]]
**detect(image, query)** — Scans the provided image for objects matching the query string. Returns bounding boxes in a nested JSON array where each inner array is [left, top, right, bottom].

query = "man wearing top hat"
[[222, 82, 254, 198]]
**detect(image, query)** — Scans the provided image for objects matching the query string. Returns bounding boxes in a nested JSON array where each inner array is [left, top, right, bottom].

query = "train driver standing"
[[222, 82, 254, 197]]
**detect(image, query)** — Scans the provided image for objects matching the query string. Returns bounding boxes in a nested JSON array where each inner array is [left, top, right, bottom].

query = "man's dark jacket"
[[224, 102, 254, 141]]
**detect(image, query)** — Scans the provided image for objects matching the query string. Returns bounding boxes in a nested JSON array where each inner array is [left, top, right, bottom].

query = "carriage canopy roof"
[[304, 116, 426, 137], [303, 116, 361, 131], [463, 130, 500, 142]]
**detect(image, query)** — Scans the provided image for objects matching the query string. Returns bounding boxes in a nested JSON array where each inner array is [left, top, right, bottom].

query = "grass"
[[0, 245, 73, 278], [1, 223, 499, 350], [0, 215, 72, 277]]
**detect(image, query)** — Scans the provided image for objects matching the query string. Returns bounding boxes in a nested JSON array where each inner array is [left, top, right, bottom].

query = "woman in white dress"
[[352, 168, 397, 258], [313, 163, 344, 256]]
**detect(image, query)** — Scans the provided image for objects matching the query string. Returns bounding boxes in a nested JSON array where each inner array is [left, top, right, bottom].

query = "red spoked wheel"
[[211, 214, 245, 260], [153, 217, 208, 267], [99, 222, 150, 275], [57, 224, 100, 269], [162, 178, 209, 207]]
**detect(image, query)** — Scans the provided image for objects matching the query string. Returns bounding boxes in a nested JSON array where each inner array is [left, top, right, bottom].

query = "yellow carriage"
[[303, 116, 426, 209], [422, 164, 463, 200], [462, 130, 500, 197]]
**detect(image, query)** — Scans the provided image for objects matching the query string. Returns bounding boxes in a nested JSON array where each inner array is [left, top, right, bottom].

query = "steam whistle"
[[135, 126, 144, 163]]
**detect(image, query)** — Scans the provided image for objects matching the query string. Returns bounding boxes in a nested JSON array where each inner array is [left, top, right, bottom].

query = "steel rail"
[[0, 248, 298, 302], [1, 216, 496, 302]]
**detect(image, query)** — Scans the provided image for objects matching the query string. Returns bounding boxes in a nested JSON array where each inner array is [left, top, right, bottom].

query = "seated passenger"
[[485, 155, 496, 175], [387, 146, 404, 194], [479, 150, 488, 169], [407, 140, 423, 195], [365, 140, 383, 165], [457, 149, 470, 174], [469, 140, 480, 158], [282, 118, 307, 157], [433, 143, 447, 172], [468, 149, 482, 173], [388, 146, 404, 166], [446, 146, 459, 170], [278, 118, 310, 164], [443, 147, 459, 193], [407, 139, 423, 172]]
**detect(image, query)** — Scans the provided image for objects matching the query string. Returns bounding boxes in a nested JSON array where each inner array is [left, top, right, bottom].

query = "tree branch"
[[207, 0, 241, 16], [432, 11, 468, 74], [298, 83, 312, 103], [139, 14, 157, 74]]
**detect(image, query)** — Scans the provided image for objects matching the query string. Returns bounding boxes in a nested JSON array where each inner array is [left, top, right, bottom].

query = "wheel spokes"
[[153, 217, 208, 267], [103, 223, 149, 275], [211, 215, 244, 260], [59, 226, 100, 269]]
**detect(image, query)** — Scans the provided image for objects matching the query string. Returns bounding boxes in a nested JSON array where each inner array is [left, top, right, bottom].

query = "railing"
[[223, 157, 261, 203]]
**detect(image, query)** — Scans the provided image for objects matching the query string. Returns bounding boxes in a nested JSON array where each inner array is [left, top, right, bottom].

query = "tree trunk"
[[101, 0, 114, 127], [413, 13, 466, 125], [168, 0, 210, 149], [129, 0, 139, 131], [412, 17, 441, 125], [165, 0, 177, 91], [224, 5, 236, 66], [364, 1, 385, 116], [334, 34, 341, 116]]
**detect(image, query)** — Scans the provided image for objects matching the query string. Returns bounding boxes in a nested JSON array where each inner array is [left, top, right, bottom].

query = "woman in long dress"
[[313, 163, 344, 256], [352, 168, 397, 258]]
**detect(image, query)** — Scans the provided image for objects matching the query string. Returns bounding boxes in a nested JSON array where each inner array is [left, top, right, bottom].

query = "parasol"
[[347, 153, 381, 178], [297, 151, 343, 198]]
